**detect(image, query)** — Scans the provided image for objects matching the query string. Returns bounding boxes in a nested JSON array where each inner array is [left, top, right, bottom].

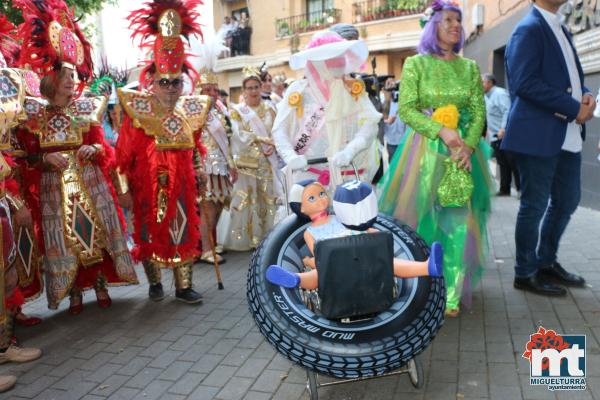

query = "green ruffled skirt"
[[378, 129, 494, 310]]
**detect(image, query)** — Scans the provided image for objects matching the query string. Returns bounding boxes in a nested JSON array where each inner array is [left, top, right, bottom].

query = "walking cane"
[[199, 190, 224, 290]]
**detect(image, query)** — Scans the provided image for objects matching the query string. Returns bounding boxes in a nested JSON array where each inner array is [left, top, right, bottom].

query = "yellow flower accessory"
[[288, 91, 303, 119], [432, 104, 460, 130], [349, 80, 365, 101]]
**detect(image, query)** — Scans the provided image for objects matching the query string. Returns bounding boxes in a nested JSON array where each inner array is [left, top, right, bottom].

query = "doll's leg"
[[298, 270, 318, 290], [393, 242, 443, 278], [393, 259, 428, 277], [266, 265, 318, 290]]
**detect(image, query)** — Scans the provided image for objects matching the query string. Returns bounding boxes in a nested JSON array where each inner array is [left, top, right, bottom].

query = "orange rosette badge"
[[432, 104, 460, 130], [350, 80, 365, 101], [288, 91, 303, 118]]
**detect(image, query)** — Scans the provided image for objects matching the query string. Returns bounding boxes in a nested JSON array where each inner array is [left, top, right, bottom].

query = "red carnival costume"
[[0, 27, 25, 349], [0, 14, 42, 389], [0, 15, 44, 319], [116, 0, 208, 303], [13, 0, 138, 310]]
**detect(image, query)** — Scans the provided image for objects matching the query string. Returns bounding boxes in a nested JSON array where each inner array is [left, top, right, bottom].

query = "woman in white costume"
[[224, 66, 280, 251], [272, 31, 381, 189]]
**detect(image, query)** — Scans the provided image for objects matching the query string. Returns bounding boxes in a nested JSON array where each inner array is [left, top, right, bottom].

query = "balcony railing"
[[275, 8, 342, 38], [352, 0, 426, 24]]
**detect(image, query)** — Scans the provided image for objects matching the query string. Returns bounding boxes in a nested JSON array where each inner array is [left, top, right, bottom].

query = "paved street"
[[1, 194, 599, 400]]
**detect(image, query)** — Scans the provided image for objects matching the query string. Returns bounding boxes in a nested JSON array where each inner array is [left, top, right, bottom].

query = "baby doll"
[[266, 179, 443, 290]]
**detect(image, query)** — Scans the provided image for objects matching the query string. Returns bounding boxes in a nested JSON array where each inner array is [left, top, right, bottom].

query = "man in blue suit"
[[503, 0, 595, 296]]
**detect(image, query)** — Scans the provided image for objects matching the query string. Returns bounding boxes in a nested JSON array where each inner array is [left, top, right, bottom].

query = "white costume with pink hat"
[[272, 31, 381, 188]]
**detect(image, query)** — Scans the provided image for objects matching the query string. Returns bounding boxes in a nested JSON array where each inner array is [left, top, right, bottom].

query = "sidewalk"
[[1, 195, 599, 400]]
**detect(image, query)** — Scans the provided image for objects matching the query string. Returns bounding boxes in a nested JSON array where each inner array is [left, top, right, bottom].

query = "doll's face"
[[300, 183, 329, 217]]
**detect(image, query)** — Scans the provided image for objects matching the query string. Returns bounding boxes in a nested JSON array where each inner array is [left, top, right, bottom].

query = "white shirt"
[[535, 5, 583, 153], [219, 22, 236, 35]]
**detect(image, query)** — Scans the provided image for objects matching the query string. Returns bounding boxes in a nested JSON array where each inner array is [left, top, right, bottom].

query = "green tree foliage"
[[1, 0, 118, 25]]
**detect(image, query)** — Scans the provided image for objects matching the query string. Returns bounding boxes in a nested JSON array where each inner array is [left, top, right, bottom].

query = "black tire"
[[247, 213, 445, 379]]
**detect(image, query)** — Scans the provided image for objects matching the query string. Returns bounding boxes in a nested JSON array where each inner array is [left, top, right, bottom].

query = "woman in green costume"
[[378, 0, 493, 317]]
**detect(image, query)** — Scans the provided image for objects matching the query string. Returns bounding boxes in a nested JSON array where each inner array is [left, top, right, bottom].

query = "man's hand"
[[582, 93, 597, 119], [385, 115, 397, 125], [77, 145, 98, 161], [497, 128, 506, 139], [44, 152, 68, 170], [14, 207, 32, 228], [118, 192, 133, 210], [576, 97, 595, 124]]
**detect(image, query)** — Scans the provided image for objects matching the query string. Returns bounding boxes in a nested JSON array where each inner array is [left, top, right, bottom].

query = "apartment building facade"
[[213, 0, 426, 101], [462, 0, 600, 209]]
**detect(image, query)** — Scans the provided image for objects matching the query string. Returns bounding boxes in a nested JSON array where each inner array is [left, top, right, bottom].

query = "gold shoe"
[[214, 245, 224, 255], [444, 307, 460, 318], [199, 251, 225, 265], [0, 375, 16, 392], [0, 345, 42, 364]]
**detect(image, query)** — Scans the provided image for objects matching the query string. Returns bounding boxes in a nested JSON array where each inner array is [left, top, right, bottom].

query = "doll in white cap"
[[266, 180, 442, 289]]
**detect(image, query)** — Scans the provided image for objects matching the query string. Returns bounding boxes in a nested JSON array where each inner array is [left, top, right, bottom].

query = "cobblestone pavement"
[[1, 195, 599, 400]]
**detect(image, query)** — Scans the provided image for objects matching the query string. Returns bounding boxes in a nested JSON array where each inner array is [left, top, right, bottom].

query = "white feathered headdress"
[[190, 30, 228, 85]]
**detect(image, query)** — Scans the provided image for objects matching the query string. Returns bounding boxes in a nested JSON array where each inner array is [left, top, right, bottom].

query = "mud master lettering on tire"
[[273, 293, 356, 340]]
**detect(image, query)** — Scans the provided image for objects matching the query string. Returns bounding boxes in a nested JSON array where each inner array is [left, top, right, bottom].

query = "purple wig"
[[417, 2, 465, 56]]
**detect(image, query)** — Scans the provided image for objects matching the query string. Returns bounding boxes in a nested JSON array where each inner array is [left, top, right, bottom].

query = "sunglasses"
[[156, 78, 183, 88]]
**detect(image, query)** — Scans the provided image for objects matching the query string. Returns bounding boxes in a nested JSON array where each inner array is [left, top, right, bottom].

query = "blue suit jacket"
[[502, 7, 589, 157]]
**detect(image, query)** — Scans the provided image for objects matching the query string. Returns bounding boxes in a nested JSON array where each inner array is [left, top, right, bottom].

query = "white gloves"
[[331, 136, 369, 167], [287, 154, 308, 170], [331, 149, 354, 167]]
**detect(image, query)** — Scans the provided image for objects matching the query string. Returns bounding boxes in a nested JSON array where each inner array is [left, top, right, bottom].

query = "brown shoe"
[[0, 345, 42, 364], [0, 375, 16, 392]]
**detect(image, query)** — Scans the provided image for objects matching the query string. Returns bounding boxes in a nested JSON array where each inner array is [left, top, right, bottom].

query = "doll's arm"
[[304, 230, 316, 256], [302, 256, 316, 269]]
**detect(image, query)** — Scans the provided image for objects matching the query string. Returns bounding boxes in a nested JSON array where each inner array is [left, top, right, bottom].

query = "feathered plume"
[[127, 0, 204, 89], [190, 30, 227, 84], [0, 14, 19, 68], [14, 0, 93, 95]]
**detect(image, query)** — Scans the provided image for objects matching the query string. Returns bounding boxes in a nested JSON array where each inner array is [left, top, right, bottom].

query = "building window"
[[307, 0, 334, 17]]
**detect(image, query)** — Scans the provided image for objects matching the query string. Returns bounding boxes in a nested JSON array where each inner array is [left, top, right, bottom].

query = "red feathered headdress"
[[14, 0, 93, 95], [0, 14, 19, 68], [127, 0, 203, 89]]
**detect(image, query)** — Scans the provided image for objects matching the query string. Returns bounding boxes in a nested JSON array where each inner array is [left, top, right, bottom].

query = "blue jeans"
[[513, 151, 581, 278]]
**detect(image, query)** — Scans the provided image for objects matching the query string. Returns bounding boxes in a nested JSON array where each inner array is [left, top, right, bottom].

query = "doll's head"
[[300, 182, 329, 218], [333, 180, 378, 231], [289, 179, 329, 220]]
